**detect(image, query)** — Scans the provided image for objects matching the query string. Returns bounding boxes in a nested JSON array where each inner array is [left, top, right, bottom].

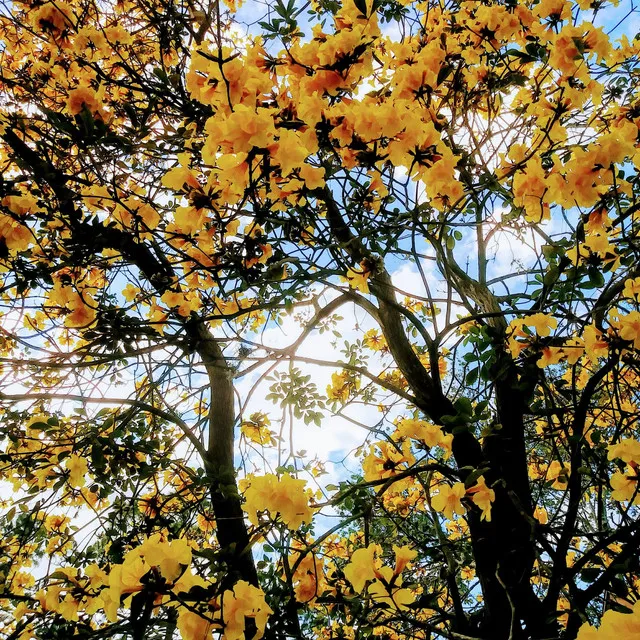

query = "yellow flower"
[[216, 105, 277, 154], [438, 432, 454, 460], [547, 460, 570, 490], [122, 283, 140, 302], [151, 537, 192, 582], [610, 469, 640, 504], [65, 454, 88, 488], [221, 581, 272, 640], [2, 193, 39, 215], [362, 440, 415, 482], [343, 544, 380, 593], [362, 328, 387, 351], [243, 473, 313, 530], [270, 129, 311, 176], [608, 439, 640, 464], [466, 476, 495, 522], [107, 534, 194, 610], [617, 311, 640, 349], [65, 293, 97, 327], [623, 277, 640, 300], [108, 558, 147, 603], [431, 482, 466, 520], [584, 324, 609, 360], [461, 566, 476, 580], [66, 87, 103, 117], [177, 608, 215, 640], [395, 418, 444, 448], [57, 594, 81, 621], [507, 324, 530, 359], [298, 164, 326, 190], [526, 313, 558, 337], [38, 585, 63, 613], [534, 506, 548, 525], [240, 412, 273, 445], [538, 346, 564, 368], [512, 159, 550, 223], [563, 337, 585, 365], [344, 261, 373, 294], [345, 544, 415, 608], [46, 284, 97, 328], [161, 166, 201, 192], [30, 3, 72, 35], [533, 0, 572, 21], [326, 370, 360, 403], [290, 550, 327, 603], [44, 514, 70, 532], [393, 545, 417, 574], [367, 573, 415, 611], [577, 600, 640, 639]]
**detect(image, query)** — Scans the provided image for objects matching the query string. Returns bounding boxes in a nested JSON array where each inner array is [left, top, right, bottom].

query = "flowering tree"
[[1, 0, 640, 638]]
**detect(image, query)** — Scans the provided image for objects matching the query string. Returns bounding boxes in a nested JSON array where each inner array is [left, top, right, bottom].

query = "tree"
[[1, 0, 640, 638]]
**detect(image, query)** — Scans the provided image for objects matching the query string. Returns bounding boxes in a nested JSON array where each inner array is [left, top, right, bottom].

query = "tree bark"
[[2, 127, 259, 591], [320, 189, 555, 638]]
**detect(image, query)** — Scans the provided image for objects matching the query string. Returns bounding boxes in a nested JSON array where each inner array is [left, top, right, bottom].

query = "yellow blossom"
[[343, 544, 380, 593], [608, 439, 640, 464], [243, 473, 313, 530], [393, 545, 417, 574], [221, 581, 272, 640], [65, 454, 88, 488], [577, 600, 640, 639], [362, 328, 387, 351], [344, 261, 373, 294], [527, 313, 558, 337], [362, 440, 415, 482], [616, 311, 640, 349], [547, 460, 570, 490], [610, 469, 640, 504], [431, 482, 466, 520], [66, 87, 103, 117], [537, 346, 564, 368], [584, 325, 609, 360], [367, 574, 415, 611], [240, 412, 273, 445], [122, 283, 140, 302], [466, 476, 495, 522]]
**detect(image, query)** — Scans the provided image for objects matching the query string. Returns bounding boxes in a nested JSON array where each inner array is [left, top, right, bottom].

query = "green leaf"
[[454, 397, 473, 418], [587, 267, 605, 289], [465, 367, 479, 385], [353, 0, 368, 17]]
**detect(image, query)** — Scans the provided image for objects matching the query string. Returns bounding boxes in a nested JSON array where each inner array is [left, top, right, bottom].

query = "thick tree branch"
[[1, 127, 258, 591]]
